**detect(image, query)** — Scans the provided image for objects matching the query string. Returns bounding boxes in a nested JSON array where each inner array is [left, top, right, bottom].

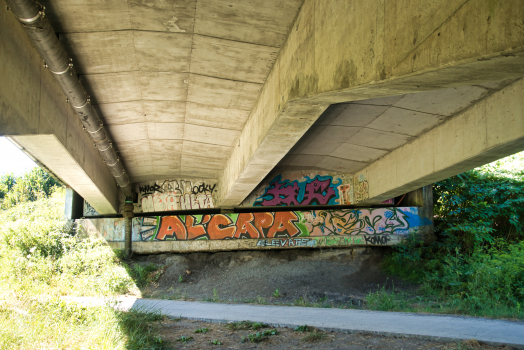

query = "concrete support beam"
[[218, 0, 524, 207], [356, 78, 524, 205], [64, 187, 84, 220], [0, 3, 119, 214]]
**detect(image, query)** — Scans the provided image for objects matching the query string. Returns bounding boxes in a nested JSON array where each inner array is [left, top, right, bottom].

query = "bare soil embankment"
[[133, 247, 413, 306]]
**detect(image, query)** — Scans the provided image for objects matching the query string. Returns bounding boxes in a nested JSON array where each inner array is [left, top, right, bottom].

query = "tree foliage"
[[0, 167, 61, 210]]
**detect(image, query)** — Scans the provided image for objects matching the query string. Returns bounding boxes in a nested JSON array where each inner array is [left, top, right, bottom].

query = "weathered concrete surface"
[[276, 83, 514, 174], [4, 0, 524, 210], [0, 2, 119, 214], [218, 0, 524, 206], [104, 233, 433, 254], [66, 297, 524, 346], [36, 0, 304, 184], [356, 78, 524, 205]]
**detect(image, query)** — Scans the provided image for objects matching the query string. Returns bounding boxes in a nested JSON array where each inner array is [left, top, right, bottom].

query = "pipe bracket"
[[98, 143, 112, 152], [18, 8, 45, 24], [49, 65, 70, 75], [107, 158, 120, 167], [72, 100, 89, 109]]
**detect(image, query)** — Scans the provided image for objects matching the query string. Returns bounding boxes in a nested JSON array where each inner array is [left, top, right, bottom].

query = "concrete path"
[[66, 297, 524, 346]]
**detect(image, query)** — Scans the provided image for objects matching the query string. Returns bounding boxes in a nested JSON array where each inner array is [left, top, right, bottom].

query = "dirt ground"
[[157, 318, 519, 350], [133, 247, 412, 306]]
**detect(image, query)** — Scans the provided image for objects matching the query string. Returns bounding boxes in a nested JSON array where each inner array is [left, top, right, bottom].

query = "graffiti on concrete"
[[150, 212, 303, 241], [354, 173, 369, 203], [253, 174, 344, 206], [83, 200, 99, 216], [304, 208, 411, 236], [123, 207, 427, 242], [138, 179, 217, 212], [256, 238, 317, 248]]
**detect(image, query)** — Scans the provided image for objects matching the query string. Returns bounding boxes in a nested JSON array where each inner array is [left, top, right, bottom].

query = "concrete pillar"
[[122, 202, 134, 258], [64, 187, 84, 220]]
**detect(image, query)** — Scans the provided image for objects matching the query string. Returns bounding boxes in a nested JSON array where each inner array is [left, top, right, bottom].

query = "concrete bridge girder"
[[1, 0, 523, 214], [217, 0, 524, 207], [0, 3, 119, 213]]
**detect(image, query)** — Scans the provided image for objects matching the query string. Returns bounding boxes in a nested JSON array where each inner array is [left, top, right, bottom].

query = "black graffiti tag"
[[364, 235, 391, 245], [139, 183, 162, 195], [191, 183, 217, 195]]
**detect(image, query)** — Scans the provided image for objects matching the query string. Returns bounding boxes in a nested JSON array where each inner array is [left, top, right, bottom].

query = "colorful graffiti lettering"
[[254, 175, 342, 207], [139, 212, 302, 241], [129, 208, 426, 242], [86, 208, 430, 245], [303, 208, 410, 236], [138, 179, 217, 212]]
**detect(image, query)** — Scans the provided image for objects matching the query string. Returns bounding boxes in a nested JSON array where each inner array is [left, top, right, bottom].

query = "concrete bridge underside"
[[1, 0, 524, 214]]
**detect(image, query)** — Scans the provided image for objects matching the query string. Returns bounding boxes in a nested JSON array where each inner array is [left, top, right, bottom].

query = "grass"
[[294, 323, 326, 342], [129, 263, 164, 288], [365, 251, 524, 319], [0, 295, 168, 350], [294, 324, 314, 332], [226, 321, 268, 331], [301, 332, 327, 342], [0, 189, 170, 349], [240, 329, 279, 343], [194, 327, 209, 334]]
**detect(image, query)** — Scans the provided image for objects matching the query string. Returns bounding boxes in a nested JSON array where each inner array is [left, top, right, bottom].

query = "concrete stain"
[[288, 73, 318, 100], [377, 61, 387, 81], [488, 0, 498, 16], [163, 16, 185, 33], [335, 60, 357, 90]]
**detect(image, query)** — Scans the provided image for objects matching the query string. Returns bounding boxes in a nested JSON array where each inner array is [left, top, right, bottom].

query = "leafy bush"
[[384, 151, 524, 317], [0, 188, 135, 297]]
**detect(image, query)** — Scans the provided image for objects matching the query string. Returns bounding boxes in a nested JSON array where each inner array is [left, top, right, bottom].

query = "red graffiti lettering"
[[266, 212, 300, 238], [156, 216, 186, 240], [234, 213, 260, 238], [185, 215, 211, 240], [207, 214, 236, 239]]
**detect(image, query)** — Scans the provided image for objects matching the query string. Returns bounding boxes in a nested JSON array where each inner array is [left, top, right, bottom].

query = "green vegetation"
[[294, 324, 314, 332], [370, 152, 524, 319], [294, 324, 325, 342], [301, 332, 326, 342], [0, 168, 169, 349], [0, 168, 60, 210], [240, 329, 279, 343], [210, 339, 222, 345], [226, 321, 268, 331], [194, 327, 209, 334], [273, 288, 280, 298], [176, 335, 193, 344], [129, 263, 163, 288]]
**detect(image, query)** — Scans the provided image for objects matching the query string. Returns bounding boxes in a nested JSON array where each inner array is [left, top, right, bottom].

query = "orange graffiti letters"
[[207, 214, 236, 239], [234, 213, 260, 238], [266, 212, 300, 238], [157, 216, 186, 240]]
